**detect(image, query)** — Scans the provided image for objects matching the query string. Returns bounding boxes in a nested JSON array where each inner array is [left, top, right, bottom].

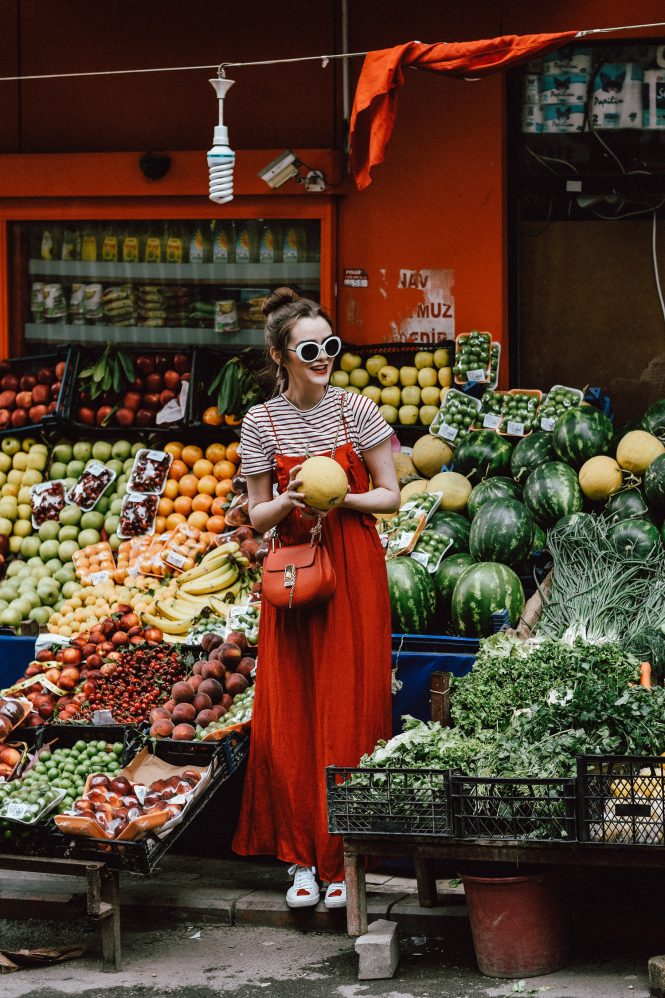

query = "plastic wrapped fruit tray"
[[44, 731, 249, 874], [326, 765, 451, 837], [0, 346, 72, 439]]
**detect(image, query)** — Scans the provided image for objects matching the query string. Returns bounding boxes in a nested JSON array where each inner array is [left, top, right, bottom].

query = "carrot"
[[639, 661, 652, 689]]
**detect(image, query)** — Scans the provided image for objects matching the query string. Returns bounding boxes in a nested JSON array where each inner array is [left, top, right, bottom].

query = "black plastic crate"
[[43, 731, 250, 874], [577, 755, 665, 846], [187, 346, 260, 432], [326, 766, 451, 836], [56, 345, 193, 436], [30, 723, 140, 764], [451, 775, 577, 842], [0, 346, 71, 437]]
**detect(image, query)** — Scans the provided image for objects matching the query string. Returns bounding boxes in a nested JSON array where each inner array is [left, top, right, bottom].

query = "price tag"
[[134, 784, 149, 805], [147, 450, 166, 462], [506, 420, 526, 436], [6, 800, 29, 820], [467, 368, 488, 383], [396, 532, 413, 550], [165, 550, 187, 569], [438, 423, 458, 442], [541, 417, 556, 432], [89, 570, 110, 585], [483, 413, 501, 429], [86, 462, 108, 478], [92, 709, 114, 725], [410, 550, 430, 568]]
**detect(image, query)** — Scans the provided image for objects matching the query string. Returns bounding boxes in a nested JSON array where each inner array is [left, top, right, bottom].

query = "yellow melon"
[[616, 430, 665, 474], [393, 451, 417, 485], [426, 471, 472, 512], [578, 455, 623, 501], [411, 435, 453, 478], [297, 456, 349, 512], [400, 479, 428, 504]]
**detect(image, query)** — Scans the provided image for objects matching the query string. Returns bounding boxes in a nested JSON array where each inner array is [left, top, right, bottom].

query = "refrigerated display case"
[[3, 196, 335, 358]]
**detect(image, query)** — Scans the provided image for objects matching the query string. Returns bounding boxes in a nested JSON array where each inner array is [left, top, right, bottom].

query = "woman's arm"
[[246, 466, 308, 533], [342, 438, 400, 515]]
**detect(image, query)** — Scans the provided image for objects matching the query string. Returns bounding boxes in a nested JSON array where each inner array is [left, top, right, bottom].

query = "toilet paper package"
[[543, 104, 585, 133], [523, 73, 541, 105], [643, 70, 665, 129], [591, 63, 643, 129], [522, 103, 543, 134], [542, 46, 592, 77], [541, 72, 588, 106]]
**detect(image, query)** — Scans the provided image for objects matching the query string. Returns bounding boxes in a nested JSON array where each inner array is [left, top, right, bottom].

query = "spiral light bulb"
[[208, 76, 236, 205]]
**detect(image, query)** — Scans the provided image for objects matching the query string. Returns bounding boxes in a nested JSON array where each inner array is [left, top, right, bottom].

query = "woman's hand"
[[284, 464, 307, 511]]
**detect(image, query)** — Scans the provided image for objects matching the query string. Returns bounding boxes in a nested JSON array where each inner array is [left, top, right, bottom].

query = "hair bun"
[[262, 286, 300, 317]]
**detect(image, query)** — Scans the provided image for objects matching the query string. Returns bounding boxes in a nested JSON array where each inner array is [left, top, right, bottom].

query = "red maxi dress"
[[232, 404, 393, 882]]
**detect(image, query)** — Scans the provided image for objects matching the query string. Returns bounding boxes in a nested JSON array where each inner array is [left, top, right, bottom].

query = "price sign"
[[467, 368, 488, 383], [165, 550, 187, 569], [410, 550, 430, 568], [6, 800, 29, 820], [506, 420, 526, 436], [89, 570, 110, 585], [483, 413, 501, 430], [438, 423, 458, 442], [541, 417, 556, 432]]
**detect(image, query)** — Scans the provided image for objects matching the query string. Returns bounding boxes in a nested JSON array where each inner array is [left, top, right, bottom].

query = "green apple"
[[0, 600, 7, 611], [401, 385, 422, 407], [21, 437, 38, 452], [104, 514, 120, 536], [58, 539, 80, 562], [399, 366, 418, 387], [78, 528, 101, 548], [21, 469, 42, 488], [5, 561, 23, 577], [419, 405, 439, 426], [115, 481, 128, 499], [27, 557, 43, 569], [39, 520, 61, 541], [417, 367, 438, 389], [340, 351, 362, 373], [112, 440, 132, 461], [0, 516, 13, 536], [58, 525, 79, 543], [349, 369, 370, 389], [17, 486, 32, 505], [17, 504, 32, 521], [365, 354, 388, 378], [12, 597, 34, 619], [72, 441, 92, 462], [131, 442, 143, 457], [106, 460, 123, 477], [7, 470, 23, 486], [345, 386, 361, 394], [20, 535, 41, 559], [398, 404, 420, 426], [64, 478, 77, 490], [29, 606, 51, 625], [8, 536, 22, 555], [51, 443, 73, 464], [0, 473, 6, 488], [26, 452, 48, 472], [49, 462, 68, 481], [1, 438, 20, 457], [433, 347, 450, 369], [62, 580, 80, 599], [380, 386, 401, 408], [362, 386, 382, 405], [92, 441, 112, 462], [123, 458, 135, 474], [12, 520, 32, 538], [330, 371, 349, 388], [0, 606, 22, 627], [421, 386, 441, 407], [66, 460, 85, 479], [109, 533, 122, 553], [35, 587, 57, 607], [81, 511, 104, 531], [96, 496, 110, 514], [414, 350, 435, 370], [45, 558, 63, 574], [21, 590, 42, 610], [12, 452, 28, 472], [378, 365, 399, 387], [0, 453, 11, 473], [0, 500, 17, 521], [59, 505, 82, 527], [379, 404, 398, 425], [54, 566, 75, 585], [110, 498, 123, 516], [40, 539, 60, 561]]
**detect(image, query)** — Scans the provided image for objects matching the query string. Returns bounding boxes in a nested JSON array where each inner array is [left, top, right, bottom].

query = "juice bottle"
[[282, 223, 307, 263], [259, 221, 281, 264], [122, 225, 141, 263], [189, 221, 211, 264], [165, 222, 184, 264], [212, 220, 235, 263], [40, 225, 62, 261], [81, 225, 98, 262], [144, 224, 162, 263], [101, 225, 119, 262], [235, 220, 259, 264], [60, 228, 81, 261]]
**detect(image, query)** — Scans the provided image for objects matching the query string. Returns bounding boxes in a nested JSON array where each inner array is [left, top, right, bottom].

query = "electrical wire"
[[653, 210, 665, 326], [590, 197, 664, 220], [525, 144, 579, 173]]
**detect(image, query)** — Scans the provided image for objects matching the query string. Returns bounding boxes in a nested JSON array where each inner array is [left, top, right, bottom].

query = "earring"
[[276, 363, 286, 393]]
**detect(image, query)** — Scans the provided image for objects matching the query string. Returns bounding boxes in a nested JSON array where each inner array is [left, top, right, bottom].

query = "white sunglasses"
[[286, 335, 342, 363]]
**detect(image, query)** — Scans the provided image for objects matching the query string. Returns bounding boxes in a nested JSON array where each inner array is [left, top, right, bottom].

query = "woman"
[[232, 287, 400, 909]]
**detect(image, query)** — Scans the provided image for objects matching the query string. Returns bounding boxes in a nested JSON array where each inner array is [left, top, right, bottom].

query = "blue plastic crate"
[[391, 632, 478, 733], [0, 635, 37, 690]]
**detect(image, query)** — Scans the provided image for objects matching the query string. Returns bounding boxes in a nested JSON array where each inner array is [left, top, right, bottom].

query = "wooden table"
[[0, 853, 121, 971], [343, 834, 665, 936]]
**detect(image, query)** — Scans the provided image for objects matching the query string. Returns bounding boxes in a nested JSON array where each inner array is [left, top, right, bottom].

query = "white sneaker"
[[324, 881, 347, 909], [286, 865, 320, 908]]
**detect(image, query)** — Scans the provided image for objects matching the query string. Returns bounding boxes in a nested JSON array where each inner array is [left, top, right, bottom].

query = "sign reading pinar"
[[392, 268, 455, 343]]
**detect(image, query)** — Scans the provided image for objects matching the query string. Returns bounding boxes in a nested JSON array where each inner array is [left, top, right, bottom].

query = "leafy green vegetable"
[[78, 344, 136, 401]]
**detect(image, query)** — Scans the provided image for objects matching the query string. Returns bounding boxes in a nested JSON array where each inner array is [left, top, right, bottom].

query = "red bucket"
[[462, 871, 571, 978]]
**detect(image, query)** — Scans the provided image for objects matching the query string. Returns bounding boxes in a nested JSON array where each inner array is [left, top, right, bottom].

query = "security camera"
[[140, 151, 171, 181], [258, 150, 300, 189]]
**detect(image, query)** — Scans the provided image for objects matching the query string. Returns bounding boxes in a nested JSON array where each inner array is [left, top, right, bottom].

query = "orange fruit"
[[205, 443, 226, 463], [154, 515, 167, 534], [169, 459, 188, 482], [164, 441, 183, 459], [214, 460, 236, 480], [181, 445, 203, 468], [164, 479, 179, 500], [157, 497, 174, 517], [197, 475, 218, 496], [202, 406, 223, 426], [207, 514, 226, 534], [192, 493, 213, 513], [174, 495, 193, 516], [178, 474, 199, 498], [192, 458, 214, 479], [187, 511, 209, 531], [215, 478, 234, 497], [211, 496, 227, 516], [226, 441, 240, 464], [166, 512, 187, 531], [225, 414, 242, 427]]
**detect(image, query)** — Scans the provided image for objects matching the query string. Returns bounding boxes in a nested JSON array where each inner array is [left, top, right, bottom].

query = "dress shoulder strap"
[[262, 401, 283, 451]]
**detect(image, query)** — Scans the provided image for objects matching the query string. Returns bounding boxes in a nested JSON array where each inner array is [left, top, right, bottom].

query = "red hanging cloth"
[[349, 31, 580, 190]]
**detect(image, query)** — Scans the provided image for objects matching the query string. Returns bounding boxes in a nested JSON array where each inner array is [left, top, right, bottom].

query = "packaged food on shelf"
[[0, 781, 66, 825], [118, 492, 159, 539], [380, 491, 442, 557], [66, 462, 116, 510], [454, 331, 492, 384], [137, 531, 174, 578], [72, 541, 117, 585], [30, 480, 67, 528], [429, 389, 482, 444], [115, 536, 152, 582], [127, 449, 173, 495], [498, 390, 542, 437], [539, 385, 584, 431], [160, 525, 211, 573]]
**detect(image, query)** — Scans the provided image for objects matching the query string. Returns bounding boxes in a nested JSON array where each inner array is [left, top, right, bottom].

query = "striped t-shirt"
[[239, 386, 394, 476]]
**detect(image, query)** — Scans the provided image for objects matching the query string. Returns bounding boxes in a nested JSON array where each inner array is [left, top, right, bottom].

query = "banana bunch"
[[142, 541, 253, 642]]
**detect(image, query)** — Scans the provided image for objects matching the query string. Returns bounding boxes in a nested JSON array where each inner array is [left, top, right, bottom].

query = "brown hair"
[[262, 287, 333, 393]]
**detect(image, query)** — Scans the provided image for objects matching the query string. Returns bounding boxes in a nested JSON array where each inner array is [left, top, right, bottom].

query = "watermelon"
[[428, 510, 470, 554], [432, 552, 475, 621], [552, 407, 614, 469], [609, 518, 661, 558], [642, 399, 665, 442], [451, 562, 525, 637], [510, 432, 557, 483], [453, 431, 513, 484], [644, 453, 665, 515], [467, 477, 522, 519], [468, 498, 535, 568], [531, 524, 546, 554], [523, 461, 583, 528], [604, 488, 652, 526], [386, 557, 437, 634]]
